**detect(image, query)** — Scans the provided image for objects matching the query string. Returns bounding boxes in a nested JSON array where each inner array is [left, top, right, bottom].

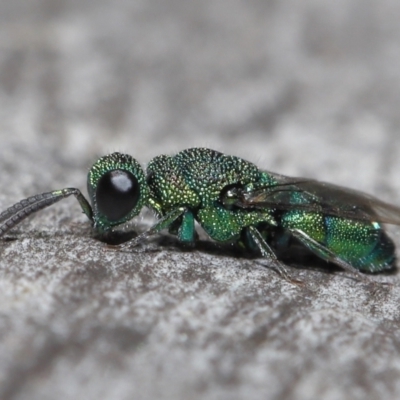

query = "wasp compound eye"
[[87, 152, 149, 231], [96, 170, 140, 222]]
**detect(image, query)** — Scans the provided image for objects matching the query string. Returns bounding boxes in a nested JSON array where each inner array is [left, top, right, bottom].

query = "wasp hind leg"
[[247, 226, 303, 285], [289, 228, 378, 284]]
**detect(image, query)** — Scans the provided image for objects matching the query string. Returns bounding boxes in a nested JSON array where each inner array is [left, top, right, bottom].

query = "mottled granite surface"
[[1, 1, 400, 399]]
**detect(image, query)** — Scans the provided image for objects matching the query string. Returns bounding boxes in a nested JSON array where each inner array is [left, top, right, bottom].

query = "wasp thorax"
[[96, 169, 140, 222], [219, 184, 242, 210]]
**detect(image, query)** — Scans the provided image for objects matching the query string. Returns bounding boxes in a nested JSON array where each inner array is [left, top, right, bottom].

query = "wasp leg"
[[247, 226, 303, 285], [0, 188, 92, 237], [289, 228, 375, 284], [177, 210, 196, 243], [111, 207, 189, 251]]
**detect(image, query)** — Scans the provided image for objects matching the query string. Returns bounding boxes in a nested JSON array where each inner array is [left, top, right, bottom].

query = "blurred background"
[[1, 0, 400, 198], [2, 1, 400, 400]]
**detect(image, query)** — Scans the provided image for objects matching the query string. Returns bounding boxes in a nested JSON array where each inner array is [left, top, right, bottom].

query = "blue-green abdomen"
[[281, 211, 395, 272]]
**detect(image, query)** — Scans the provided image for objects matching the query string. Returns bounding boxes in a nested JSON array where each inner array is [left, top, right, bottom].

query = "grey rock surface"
[[1, 1, 400, 399]]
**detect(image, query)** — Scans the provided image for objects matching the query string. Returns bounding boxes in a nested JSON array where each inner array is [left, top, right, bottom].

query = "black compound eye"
[[96, 170, 140, 222]]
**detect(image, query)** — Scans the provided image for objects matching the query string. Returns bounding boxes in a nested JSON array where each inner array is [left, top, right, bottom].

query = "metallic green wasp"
[[1, 147, 400, 281]]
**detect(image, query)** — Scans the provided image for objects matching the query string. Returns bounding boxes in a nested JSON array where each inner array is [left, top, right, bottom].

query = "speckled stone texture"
[[1, 1, 400, 400]]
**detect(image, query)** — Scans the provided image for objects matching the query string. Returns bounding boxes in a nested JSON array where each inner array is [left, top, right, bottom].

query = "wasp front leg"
[[111, 207, 192, 251]]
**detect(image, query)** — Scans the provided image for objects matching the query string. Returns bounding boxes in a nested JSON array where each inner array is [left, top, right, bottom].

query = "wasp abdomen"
[[281, 211, 396, 272]]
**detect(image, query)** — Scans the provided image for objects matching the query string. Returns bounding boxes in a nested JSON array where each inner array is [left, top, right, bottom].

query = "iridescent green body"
[[280, 211, 394, 272], [146, 149, 276, 242], [142, 148, 395, 273], [0, 147, 398, 279]]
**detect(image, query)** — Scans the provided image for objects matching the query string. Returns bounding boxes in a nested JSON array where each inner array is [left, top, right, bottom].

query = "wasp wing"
[[237, 172, 400, 225]]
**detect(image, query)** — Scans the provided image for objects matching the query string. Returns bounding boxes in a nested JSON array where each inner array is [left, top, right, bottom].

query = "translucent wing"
[[236, 172, 400, 225]]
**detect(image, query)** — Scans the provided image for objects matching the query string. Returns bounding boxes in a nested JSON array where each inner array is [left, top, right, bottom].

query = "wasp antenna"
[[0, 188, 93, 237]]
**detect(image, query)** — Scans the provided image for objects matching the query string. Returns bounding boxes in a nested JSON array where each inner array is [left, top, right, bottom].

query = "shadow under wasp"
[[1, 147, 400, 283]]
